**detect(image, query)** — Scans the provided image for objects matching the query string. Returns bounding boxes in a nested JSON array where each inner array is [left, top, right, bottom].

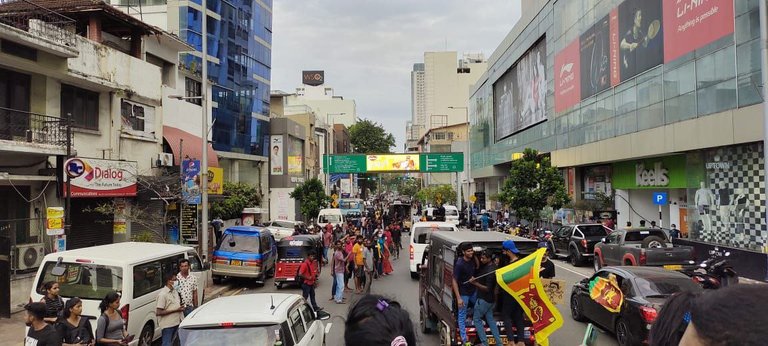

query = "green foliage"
[[499, 148, 570, 223], [398, 177, 422, 197], [210, 181, 262, 220], [415, 185, 456, 205], [348, 119, 396, 154], [290, 178, 332, 220], [132, 231, 157, 243]]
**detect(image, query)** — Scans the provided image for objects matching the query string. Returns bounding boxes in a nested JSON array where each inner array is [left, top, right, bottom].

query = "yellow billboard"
[[207, 167, 224, 195], [366, 154, 419, 172], [288, 156, 303, 174]]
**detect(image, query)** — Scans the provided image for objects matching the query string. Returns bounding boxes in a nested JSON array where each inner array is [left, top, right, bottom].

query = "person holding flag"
[[451, 242, 478, 346], [500, 240, 527, 346]]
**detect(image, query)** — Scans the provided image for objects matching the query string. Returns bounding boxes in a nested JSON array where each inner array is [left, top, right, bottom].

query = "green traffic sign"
[[324, 154, 366, 173], [420, 152, 464, 172]]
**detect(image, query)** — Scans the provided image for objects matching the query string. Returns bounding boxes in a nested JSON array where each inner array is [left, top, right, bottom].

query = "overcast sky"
[[271, 1, 522, 151]]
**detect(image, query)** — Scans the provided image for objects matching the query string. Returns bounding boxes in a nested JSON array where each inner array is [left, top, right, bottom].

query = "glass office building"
[[179, 0, 272, 156]]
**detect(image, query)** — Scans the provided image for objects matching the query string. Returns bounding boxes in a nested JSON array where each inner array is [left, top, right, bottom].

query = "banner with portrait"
[[270, 135, 284, 176]]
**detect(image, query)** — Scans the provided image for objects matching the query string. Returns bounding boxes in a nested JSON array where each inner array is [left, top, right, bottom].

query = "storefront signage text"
[[63, 158, 137, 197], [636, 162, 669, 187]]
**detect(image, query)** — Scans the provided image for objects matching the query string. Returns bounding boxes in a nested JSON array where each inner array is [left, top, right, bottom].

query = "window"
[[447, 132, 454, 140], [1, 40, 37, 61], [38, 261, 122, 300], [288, 308, 306, 342], [432, 132, 446, 140], [61, 84, 99, 130], [120, 99, 154, 137], [185, 77, 202, 105], [299, 304, 315, 325], [186, 252, 204, 272], [0, 68, 31, 139], [133, 261, 163, 298]]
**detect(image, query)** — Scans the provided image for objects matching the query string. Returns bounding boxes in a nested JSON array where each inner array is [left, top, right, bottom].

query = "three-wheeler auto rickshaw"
[[274, 234, 323, 289]]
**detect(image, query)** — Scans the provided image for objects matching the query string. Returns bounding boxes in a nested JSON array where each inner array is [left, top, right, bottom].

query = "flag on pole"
[[496, 247, 563, 346]]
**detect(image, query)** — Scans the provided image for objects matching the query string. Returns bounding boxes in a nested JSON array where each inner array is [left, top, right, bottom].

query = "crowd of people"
[[24, 259, 199, 346]]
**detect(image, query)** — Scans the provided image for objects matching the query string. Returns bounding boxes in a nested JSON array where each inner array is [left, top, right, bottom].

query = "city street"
[[212, 234, 619, 345]]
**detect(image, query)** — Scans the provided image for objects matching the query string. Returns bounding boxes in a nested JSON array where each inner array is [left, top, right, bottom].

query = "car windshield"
[[319, 214, 341, 223], [634, 277, 702, 297], [217, 233, 260, 253], [37, 262, 123, 300], [178, 325, 283, 346], [625, 230, 668, 242], [413, 226, 454, 244], [579, 225, 608, 237]]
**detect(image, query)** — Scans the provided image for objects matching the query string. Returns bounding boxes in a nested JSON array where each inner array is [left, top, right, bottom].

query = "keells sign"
[[63, 158, 137, 197]]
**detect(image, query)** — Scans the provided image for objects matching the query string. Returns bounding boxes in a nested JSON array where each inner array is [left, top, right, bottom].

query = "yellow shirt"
[[352, 243, 365, 266]]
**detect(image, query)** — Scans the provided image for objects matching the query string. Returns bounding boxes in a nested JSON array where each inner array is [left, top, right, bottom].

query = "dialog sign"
[[653, 192, 668, 205]]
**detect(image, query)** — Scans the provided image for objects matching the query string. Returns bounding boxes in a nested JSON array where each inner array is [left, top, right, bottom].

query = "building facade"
[[469, 0, 767, 278], [410, 63, 426, 135], [423, 52, 486, 130]]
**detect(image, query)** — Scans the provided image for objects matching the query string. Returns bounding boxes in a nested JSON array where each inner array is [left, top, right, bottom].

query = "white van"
[[316, 208, 344, 228], [422, 205, 460, 226], [30, 242, 208, 346], [408, 221, 458, 279]]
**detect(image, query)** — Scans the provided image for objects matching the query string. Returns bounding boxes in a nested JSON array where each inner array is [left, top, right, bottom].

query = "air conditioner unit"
[[14, 243, 45, 271], [156, 153, 174, 167]]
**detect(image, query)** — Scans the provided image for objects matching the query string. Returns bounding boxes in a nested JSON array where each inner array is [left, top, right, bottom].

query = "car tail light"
[[410, 245, 414, 260], [244, 259, 262, 268], [219, 322, 235, 328], [581, 239, 588, 249], [120, 304, 130, 327], [639, 306, 657, 323], [213, 256, 228, 265], [639, 249, 647, 265]]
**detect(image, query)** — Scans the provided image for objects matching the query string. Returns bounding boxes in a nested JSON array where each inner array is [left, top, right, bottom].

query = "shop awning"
[[163, 126, 219, 167]]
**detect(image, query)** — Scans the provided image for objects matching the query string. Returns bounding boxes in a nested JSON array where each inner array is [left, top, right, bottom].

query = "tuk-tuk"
[[274, 234, 323, 289], [419, 231, 539, 345], [390, 201, 412, 231]]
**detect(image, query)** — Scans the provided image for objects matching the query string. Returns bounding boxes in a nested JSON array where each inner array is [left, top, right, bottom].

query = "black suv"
[[550, 224, 610, 267]]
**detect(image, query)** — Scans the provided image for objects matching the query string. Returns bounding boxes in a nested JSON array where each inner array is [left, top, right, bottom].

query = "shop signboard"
[[180, 204, 198, 240], [612, 155, 688, 189], [63, 158, 137, 197], [554, 40, 582, 112], [207, 167, 224, 195]]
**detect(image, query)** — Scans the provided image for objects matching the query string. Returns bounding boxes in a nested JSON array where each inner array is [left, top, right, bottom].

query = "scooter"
[[685, 249, 739, 289]]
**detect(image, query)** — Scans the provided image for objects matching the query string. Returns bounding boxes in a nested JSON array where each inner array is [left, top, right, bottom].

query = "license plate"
[[488, 336, 508, 345], [230, 260, 242, 266], [664, 264, 682, 270]]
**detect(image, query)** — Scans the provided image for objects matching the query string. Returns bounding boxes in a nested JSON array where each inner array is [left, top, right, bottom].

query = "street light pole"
[[199, 0, 210, 263], [448, 106, 469, 212], [760, 0, 768, 243]]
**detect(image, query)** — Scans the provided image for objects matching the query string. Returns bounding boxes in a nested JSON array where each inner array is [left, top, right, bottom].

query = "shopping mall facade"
[[469, 0, 768, 279]]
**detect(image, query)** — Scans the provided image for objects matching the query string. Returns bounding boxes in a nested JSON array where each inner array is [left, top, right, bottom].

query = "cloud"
[[271, 0, 522, 149]]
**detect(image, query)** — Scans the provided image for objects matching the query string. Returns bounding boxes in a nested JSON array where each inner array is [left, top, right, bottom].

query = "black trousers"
[[502, 297, 526, 342]]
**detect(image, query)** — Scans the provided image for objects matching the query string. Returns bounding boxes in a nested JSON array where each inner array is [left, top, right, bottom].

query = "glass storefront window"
[[697, 79, 737, 116], [637, 72, 663, 108], [615, 84, 636, 115], [736, 9, 760, 45], [737, 72, 763, 108], [664, 61, 695, 99], [615, 111, 637, 136], [637, 102, 664, 131], [696, 46, 736, 89], [736, 0, 759, 15], [665, 92, 697, 124], [595, 91, 614, 123], [737, 39, 761, 75]]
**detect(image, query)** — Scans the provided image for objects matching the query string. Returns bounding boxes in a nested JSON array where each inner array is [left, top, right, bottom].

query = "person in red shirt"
[[298, 251, 322, 311]]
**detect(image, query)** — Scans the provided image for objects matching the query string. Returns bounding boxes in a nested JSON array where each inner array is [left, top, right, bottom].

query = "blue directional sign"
[[652, 192, 668, 205]]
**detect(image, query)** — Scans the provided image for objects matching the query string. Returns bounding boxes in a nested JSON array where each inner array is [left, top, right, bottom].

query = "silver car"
[[265, 220, 303, 240]]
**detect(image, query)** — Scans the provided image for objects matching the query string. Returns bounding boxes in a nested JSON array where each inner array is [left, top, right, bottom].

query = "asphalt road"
[[213, 235, 619, 345]]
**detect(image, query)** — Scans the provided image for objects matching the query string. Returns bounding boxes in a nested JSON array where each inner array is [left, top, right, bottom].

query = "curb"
[[203, 285, 232, 303]]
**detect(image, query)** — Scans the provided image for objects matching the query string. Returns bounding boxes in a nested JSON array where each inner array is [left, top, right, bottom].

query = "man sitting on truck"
[[501, 240, 526, 346], [452, 243, 478, 346]]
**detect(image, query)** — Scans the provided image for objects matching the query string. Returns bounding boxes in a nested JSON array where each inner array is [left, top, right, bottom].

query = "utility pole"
[[200, 0, 210, 262], [760, 0, 768, 240]]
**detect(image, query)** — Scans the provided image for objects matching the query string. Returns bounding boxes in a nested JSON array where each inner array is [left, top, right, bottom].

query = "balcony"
[[0, 0, 79, 58], [0, 106, 70, 155]]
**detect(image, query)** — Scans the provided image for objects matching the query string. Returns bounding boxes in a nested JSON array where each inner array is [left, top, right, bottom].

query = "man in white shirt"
[[176, 259, 198, 316], [156, 273, 185, 346]]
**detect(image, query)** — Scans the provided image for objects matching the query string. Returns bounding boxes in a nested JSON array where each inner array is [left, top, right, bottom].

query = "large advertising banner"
[[663, 0, 734, 63], [493, 39, 547, 140], [555, 39, 582, 112], [366, 154, 419, 172], [288, 137, 303, 175], [270, 135, 284, 176], [63, 158, 138, 198], [182, 160, 201, 204], [580, 15, 612, 99], [617, 0, 664, 81]]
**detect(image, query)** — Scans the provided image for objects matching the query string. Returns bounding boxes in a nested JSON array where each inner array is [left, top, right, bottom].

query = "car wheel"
[[410, 271, 419, 280], [420, 305, 432, 334], [594, 256, 602, 272], [212, 275, 223, 285], [439, 321, 452, 346], [570, 294, 586, 322], [138, 322, 154, 346], [615, 318, 634, 346], [570, 248, 582, 267]]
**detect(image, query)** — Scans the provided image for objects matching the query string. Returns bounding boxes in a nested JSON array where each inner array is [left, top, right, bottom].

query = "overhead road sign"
[[324, 153, 464, 173]]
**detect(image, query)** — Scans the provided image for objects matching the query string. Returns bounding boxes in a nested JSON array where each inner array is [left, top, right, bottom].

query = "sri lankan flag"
[[496, 247, 563, 346]]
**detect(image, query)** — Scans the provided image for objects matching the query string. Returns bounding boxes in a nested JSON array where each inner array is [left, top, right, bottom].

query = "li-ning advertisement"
[[663, 0, 734, 63], [493, 39, 547, 141], [270, 135, 284, 176], [555, 39, 582, 112], [580, 15, 612, 99], [366, 154, 419, 172], [63, 158, 137, 197], [617, 0, 664, 81]]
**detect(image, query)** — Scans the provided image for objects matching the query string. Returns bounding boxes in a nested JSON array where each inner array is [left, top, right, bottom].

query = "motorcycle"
[[683, 249, 739, 289]]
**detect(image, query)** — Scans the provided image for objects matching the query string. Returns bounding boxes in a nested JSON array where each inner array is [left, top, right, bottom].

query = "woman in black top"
[[40, 281, 64, 324], [56, 297, 94, 346]]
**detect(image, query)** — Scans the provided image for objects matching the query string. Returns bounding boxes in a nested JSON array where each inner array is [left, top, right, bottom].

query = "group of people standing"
[[25, 259, 199, 346]]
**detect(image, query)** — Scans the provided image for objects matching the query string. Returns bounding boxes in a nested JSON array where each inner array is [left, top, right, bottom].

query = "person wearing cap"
[[538, 242, 555, 279], [451, 242, 478, 346], [480, 210, 490, 232], [469, 250, 504, 346], [501, 240, 526, 346]]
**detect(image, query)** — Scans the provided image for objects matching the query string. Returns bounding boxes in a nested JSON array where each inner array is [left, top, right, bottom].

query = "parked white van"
[[30, 242, 208, 346], [316, 208, 344, 229], [422, 205, 460, 225], [408, 221, 459, 279]]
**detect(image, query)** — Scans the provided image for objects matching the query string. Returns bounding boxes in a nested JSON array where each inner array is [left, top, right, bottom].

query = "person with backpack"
[[298, 251, 322, 312], [95, 292, 129, 346], [56, 297, 94, 345], [40, 281, 64, 324]]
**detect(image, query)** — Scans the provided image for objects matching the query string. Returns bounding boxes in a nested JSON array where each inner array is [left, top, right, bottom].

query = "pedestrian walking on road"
[[57, 297, 95, 345], [96, 292, 129, 346], [469, 250, 503, 346], [176, 259, 198, 316], [345, 294, 416, 346], [452, 242, 478, 346], [352, 235, 366, 294], [322, 226, 333, 265], [669, 224, 681, 239], [363, 238, 375, 294], [24, 302, 60, 346], [298, 251, 322, 312], [40, 281, 64, 324], [156, 273, 184, 346], [330, 241, 347, 304]]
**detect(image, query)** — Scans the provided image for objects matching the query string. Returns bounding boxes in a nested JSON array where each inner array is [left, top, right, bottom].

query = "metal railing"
[[0, 0, 77, 48], [0, 106, 70, 147]]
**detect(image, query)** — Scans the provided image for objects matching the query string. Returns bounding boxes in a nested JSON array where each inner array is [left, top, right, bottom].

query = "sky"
[[271, 1, 522, 151]]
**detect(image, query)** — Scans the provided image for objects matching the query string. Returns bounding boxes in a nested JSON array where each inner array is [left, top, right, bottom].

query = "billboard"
[[182, 160, 201, 204], [63, 158, 137, 198], [580, 15, 612, 99], [207, 167, 223, 195], [663, 0, 734, 63], [493, 39, 547, 140], [270, 135, 284, 175], [302, 70, 325, 86], [617, 0, 664, 81], [288, 136, 303, 175], [555, 39, 582, 112], [366, 154, 419, 172]]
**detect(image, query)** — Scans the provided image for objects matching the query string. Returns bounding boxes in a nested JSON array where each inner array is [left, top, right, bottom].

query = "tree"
[[348, 119, 396, 154], [398, 177, 422, 197], [290, 178, 332, 221], [499, 148, 570, 223], [210, 181, 262, 220], [415, 185, 456, 205]]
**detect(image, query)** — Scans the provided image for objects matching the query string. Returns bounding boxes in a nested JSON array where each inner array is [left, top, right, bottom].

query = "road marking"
[[325, 322, 332, 334], [554, 262, 589, 278]]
